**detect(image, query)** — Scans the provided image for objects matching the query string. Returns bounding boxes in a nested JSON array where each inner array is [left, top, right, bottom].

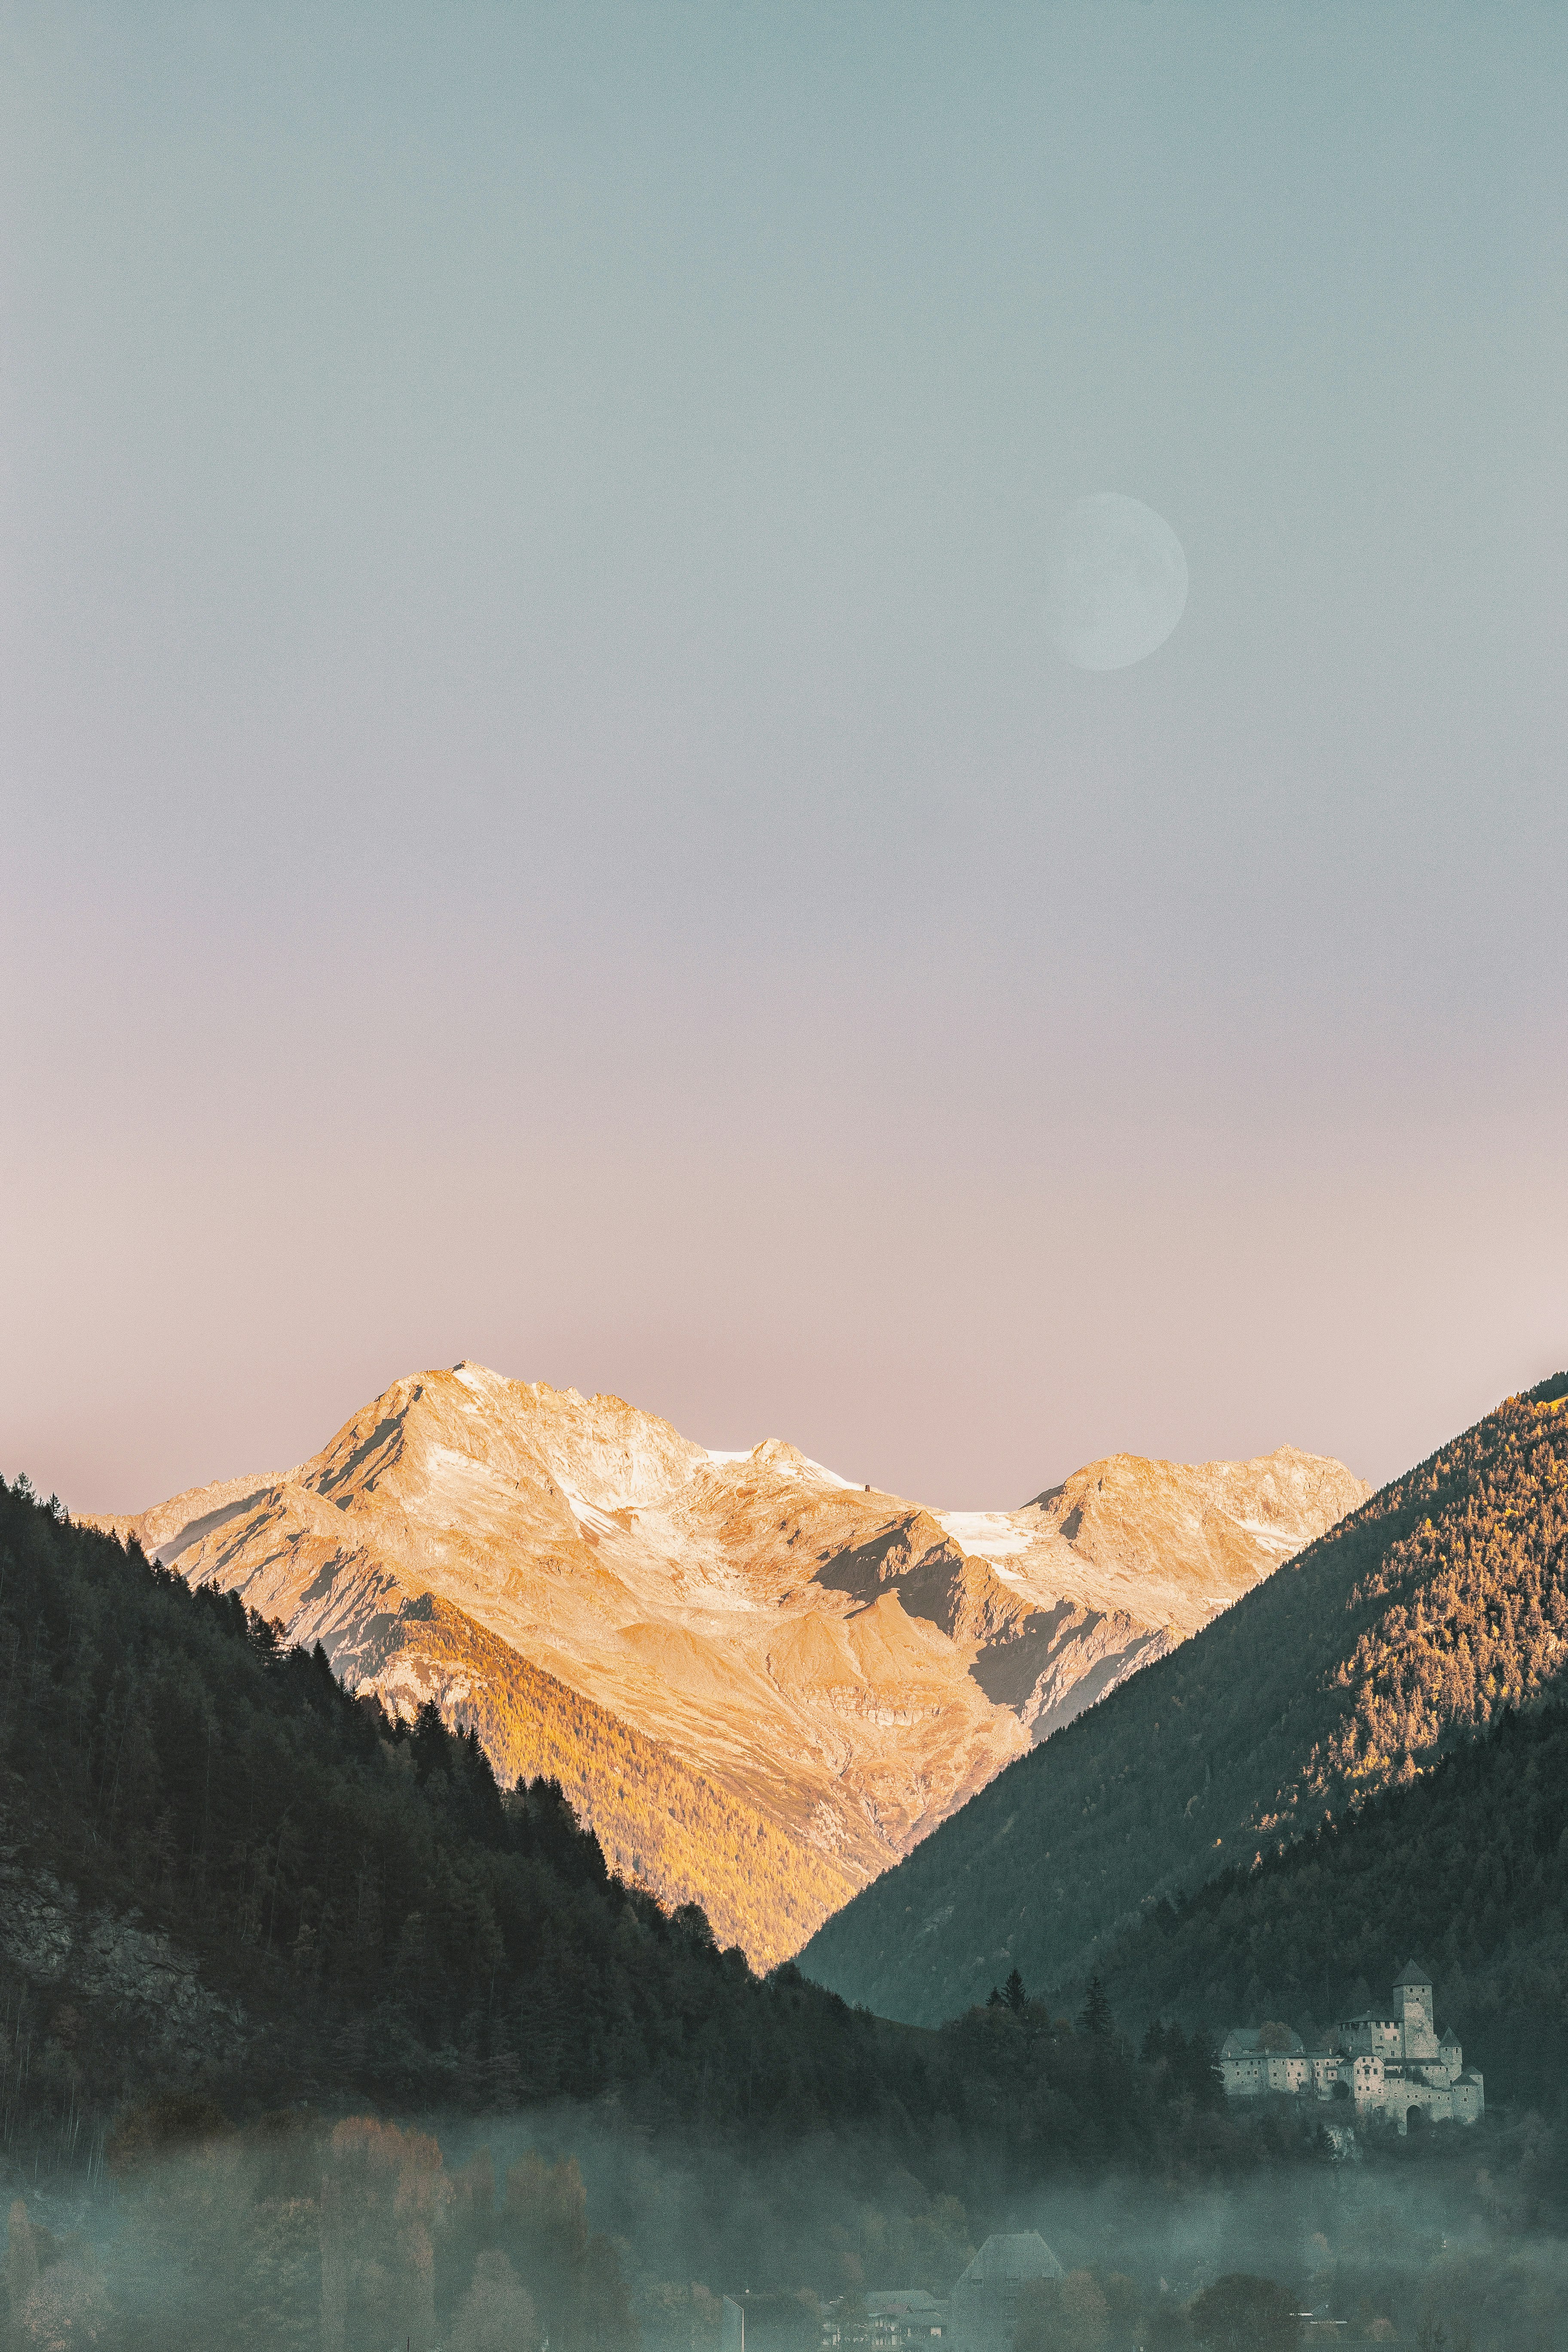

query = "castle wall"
[[1266, 2053, 1310, 2093], [1219, 2064, 1486, 2128], [1340, 2015, 1403, 2058], [1452, 2077, 1484, 2124]]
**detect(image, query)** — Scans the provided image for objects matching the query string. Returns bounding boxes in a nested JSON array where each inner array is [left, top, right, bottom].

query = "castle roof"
[[1221, 2026, 1305, 2057], [956, 2234, 1064, 2286], [1440, 2028, 1461, 2047], [1395, 1959, 1434, 1989]]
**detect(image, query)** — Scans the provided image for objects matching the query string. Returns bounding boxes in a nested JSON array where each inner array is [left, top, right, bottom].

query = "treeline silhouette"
[[5, 2108, 636, 2352], [0, 1476, 1283, 2202], [14, 2089, 1568, 2352], [802, 1376, 1568, 2022]]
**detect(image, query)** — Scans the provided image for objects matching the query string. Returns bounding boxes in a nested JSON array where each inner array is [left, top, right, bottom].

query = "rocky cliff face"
[[92, 1365, 1366, 1965], [0, 1845, 249, 2074]]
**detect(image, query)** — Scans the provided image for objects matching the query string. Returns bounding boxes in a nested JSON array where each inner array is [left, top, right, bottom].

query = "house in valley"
[[949, 2234, 1064, 2352], [864, 2291, 946, 2347]]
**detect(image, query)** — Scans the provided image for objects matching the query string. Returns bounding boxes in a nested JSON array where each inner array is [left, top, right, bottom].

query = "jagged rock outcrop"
[[0, 1846, 248, 2070]]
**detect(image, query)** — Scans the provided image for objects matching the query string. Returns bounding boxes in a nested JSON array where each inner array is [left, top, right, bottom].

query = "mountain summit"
[[93, 1365, 1365, 1964]]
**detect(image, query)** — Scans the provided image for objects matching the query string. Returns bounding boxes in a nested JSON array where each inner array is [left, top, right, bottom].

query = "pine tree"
[[1078, 1975, 1114, 2043]]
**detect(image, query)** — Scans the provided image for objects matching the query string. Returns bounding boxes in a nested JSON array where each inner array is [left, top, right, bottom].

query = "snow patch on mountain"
[[936, 1510, 1032, 1559]]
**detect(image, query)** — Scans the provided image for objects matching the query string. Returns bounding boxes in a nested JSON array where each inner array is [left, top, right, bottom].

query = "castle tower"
[[1394, 1959, 1438, 2061]]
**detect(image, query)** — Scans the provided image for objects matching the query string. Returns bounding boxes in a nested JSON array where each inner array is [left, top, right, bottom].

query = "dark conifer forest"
[[0, 1472, 1221, 2156]]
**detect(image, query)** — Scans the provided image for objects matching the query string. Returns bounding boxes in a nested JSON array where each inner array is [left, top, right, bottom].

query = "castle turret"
[[1394, 1960, 1439, 2061]]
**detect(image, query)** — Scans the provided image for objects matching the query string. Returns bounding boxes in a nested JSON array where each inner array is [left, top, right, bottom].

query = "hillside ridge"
[[798, 1373, 1568, 2019]]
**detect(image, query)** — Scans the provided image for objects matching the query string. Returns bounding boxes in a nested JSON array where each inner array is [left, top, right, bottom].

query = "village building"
[[864, 2291, 946, 2347], [820, 2291, 948, 2352], [1219, 1960, 1483, 2132], [949, 2233, 1063, 2352]]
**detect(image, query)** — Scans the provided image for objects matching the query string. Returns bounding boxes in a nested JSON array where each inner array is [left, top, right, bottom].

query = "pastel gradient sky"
[[3, 3, 1565, 1514]]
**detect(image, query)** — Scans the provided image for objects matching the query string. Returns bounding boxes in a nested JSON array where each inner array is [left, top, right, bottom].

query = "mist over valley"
[[5, 1375, 1568, 2350]]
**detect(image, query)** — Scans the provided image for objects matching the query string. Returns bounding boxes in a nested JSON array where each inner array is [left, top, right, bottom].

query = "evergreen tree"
[[1078, 1975, 1114, 2043]]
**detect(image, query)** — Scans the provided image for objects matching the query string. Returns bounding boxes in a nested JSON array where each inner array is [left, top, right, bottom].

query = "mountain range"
[[90, 1363, 1365, 1963], [0, 1469, 1328, 2351], [799, 1372, 1568, 2021]]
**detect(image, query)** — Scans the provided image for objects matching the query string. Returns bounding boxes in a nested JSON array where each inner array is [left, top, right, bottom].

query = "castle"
[[1219, 1959, 1484, 2132]]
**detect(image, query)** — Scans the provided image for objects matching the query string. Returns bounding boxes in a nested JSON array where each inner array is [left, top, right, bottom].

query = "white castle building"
[[1219, 1960, 1484, 2132]]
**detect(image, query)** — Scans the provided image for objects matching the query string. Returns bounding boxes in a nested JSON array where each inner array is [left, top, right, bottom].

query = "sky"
[[3, 2, 1565, 1515]]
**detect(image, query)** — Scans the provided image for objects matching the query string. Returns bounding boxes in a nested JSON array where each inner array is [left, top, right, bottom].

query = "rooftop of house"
[[956, 2234, 1064, 2286]]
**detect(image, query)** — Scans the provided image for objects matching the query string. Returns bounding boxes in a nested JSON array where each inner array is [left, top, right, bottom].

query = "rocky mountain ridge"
[[92, 1364, 1366, 1963]]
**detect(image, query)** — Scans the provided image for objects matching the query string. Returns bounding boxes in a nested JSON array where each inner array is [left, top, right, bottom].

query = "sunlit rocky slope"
[[798, 1374, 1568, 2021], [93, 1365, 1365, 1964]]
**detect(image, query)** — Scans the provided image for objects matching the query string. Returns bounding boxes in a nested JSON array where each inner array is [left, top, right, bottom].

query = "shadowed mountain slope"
[[91, 1363, 1364, 1965], [799, 1374, 1568, 2022]]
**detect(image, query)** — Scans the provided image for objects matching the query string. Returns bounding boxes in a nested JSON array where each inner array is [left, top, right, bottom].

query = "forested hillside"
[[0, 1473, 1296, 2303], [800, 1375, 1568, 2023], [1093, 1696, 1568, 2100]]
